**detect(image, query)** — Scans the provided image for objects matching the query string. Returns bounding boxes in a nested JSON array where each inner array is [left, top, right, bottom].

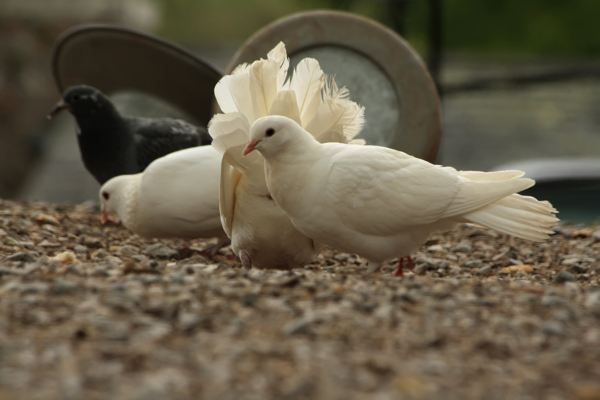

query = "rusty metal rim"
[[51, 24, 222, 126], [225, 10, 441, 162]]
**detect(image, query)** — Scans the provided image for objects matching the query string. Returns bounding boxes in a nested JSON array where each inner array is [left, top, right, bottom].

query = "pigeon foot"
[[240, 250, 252, 269], [394, 256, 414, 277]]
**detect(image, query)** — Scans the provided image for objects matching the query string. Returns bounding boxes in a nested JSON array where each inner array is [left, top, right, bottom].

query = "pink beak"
[[242, 140, 261, 156], [101, 209, 107, 224]]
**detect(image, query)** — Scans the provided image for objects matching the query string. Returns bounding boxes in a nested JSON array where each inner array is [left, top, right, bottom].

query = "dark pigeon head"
[[47, 85, 117, 120]]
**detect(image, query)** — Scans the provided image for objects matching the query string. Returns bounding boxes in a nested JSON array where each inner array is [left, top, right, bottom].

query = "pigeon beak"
[[47, 100, 69, 120], [101, 209, 108, 224], [242, 140, 261, 156]]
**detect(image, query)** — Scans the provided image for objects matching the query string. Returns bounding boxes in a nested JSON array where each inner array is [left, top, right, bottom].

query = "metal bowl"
[[51, 24, 221, 126]]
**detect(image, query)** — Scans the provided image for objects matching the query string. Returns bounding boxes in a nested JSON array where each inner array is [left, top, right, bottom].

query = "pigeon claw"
[[394, 256, 415, 277], [240, 250, 252, 269]]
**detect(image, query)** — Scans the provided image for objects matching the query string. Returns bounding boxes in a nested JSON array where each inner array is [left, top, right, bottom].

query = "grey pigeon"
[[48, 85, 212, 184]]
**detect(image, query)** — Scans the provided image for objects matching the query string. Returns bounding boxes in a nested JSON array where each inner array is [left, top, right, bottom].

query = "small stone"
[[117, 245, 138, 257], [465, 260, 481, 269], [426, 244, 444, 252], [561, 257, 582, 266], [49, 251, 79, 264], [571, 228, 593, 238], [131, 255, 148, 263], [476, 265, 492, 276], [4, 252, 36, 263], [571, 264, 589, 274], [0, 267, 26, 276], [38, 240, 61, 248], [178, 312, 201, 331], [282, 317, 311, 335], [50, 278, 79, 295], [91, 249, 109, 259], [35, 214, 60, 226], [73, 245, 87, 253], [145, 243, 179, 260], [500, 265, 534, 275], [455, 240, 472, 253], [553, 270, 577, 284], [414, 264, 428, 276], [83, 237, 104, 249], [541, 321, 566, 336]]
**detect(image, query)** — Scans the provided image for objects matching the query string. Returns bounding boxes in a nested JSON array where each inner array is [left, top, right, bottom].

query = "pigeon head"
[[99, 174, 137, 224], [48, 85, 117, 120], [243, 116, 312, 158]]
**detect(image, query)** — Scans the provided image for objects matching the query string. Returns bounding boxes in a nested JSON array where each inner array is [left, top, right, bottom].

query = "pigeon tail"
[[461, 193, 559, 241]]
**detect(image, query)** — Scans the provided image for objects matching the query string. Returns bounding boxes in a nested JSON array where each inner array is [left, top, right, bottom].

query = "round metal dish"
[[225, 11, 441, 161], [51, 24, 221, 126]]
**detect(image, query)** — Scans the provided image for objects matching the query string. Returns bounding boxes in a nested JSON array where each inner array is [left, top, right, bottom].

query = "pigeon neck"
[[76, 103, 123, 131], [114, 177, 141, 232]]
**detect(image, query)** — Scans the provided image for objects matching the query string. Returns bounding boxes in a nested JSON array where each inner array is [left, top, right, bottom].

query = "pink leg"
[[393, 256, 414, 277], [240, 250, 252, 269]]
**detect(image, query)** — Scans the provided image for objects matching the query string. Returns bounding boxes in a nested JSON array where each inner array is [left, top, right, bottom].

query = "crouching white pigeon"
[[99, 145, 228, 254], [242, 115, 560, 276], [208, 42, 365, 270]]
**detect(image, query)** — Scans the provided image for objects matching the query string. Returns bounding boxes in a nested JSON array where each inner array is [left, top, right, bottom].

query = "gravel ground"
[[0, 199, 599, 400]]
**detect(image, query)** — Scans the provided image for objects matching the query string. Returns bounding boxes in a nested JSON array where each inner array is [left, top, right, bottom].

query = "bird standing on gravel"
[[208, 42, 365, 270], [99, 145, 228, 254], [242, 115, 560, 276], [48, 85, 212, 185]]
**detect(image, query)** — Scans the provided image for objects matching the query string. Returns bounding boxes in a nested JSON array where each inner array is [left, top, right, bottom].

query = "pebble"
[[455, 240, 473, 253], [476, 265, 492, 276], [4, 252, 36, 263], [0, 200, 597, 400], [145, 243, 179, 259], [541, 321, 567, 336], [553, 270, 577, 284]]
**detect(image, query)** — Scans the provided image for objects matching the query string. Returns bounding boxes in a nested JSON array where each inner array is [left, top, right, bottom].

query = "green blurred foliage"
[[156, 0, 600, 55]]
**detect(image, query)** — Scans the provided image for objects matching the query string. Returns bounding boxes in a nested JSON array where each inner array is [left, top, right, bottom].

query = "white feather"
[[289, 58, 324, 126]]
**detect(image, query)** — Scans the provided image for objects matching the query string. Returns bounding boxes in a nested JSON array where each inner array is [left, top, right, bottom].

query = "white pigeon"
[[208, 42, 365, 270], [242, 115, 560, 276], [99, 145, 228, 253]]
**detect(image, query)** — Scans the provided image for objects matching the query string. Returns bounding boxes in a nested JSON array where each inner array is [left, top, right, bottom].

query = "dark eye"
[[265, 128, 275, 137], [102, 192, 109, 200], [71, 95, 81, 102]]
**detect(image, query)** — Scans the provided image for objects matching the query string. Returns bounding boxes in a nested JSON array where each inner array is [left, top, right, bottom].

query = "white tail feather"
[[305, 77, 365, 141], [267, 42, 289, 89], [461, 194, 559, 241], [289, 58, 324, 126]]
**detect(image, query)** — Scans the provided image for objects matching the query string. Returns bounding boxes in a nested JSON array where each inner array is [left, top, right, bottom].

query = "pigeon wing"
[[130, 117, 210, 170], [323, 146, 461, 236]]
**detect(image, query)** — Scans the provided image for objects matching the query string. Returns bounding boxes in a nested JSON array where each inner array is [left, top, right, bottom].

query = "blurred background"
[[2, 0, 600, 220]]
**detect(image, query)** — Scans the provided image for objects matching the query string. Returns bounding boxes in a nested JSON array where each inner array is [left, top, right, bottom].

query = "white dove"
[[242, 115, 560, 276], [208, 42, 365, 270], [99, 145, 228, 254]]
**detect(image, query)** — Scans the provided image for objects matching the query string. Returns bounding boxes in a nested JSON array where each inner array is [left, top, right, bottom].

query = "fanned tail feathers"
[[450, 170, 559, 241], [462, 194, 559, 241]]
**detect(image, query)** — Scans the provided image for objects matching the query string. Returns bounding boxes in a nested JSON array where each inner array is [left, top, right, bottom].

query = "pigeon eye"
[[265, 128, 275, 137], [102, 192, 109, 200], [71, 95, 81, 102]]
